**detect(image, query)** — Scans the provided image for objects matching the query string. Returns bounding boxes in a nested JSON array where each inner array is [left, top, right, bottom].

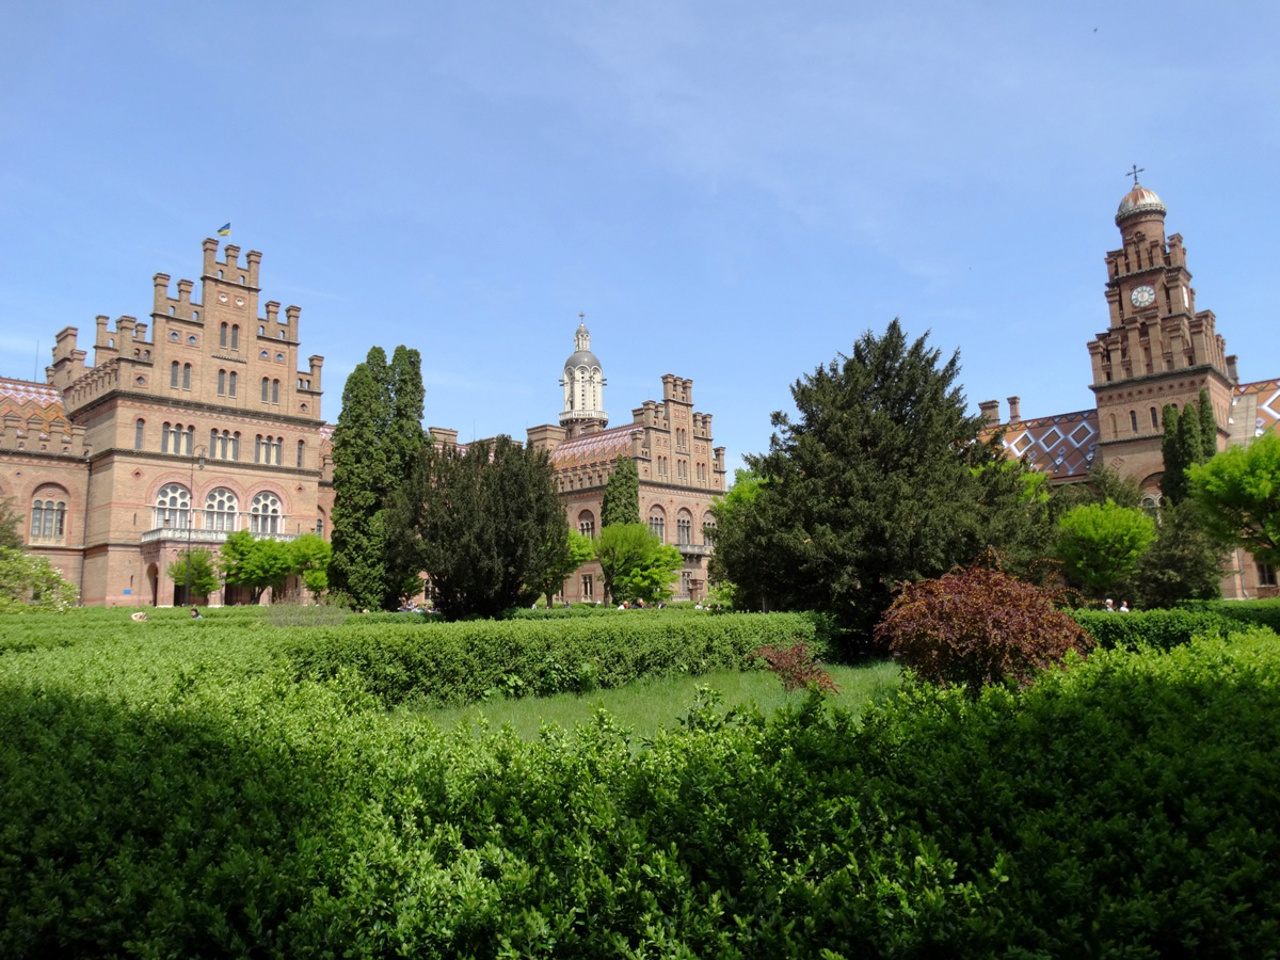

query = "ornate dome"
[[564, 322, 602, 371], [1115, 184, 1167, 225]]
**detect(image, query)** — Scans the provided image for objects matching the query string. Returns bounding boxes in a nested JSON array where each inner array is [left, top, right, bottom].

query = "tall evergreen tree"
[[711, 319, 1033, 648], [387, 435, 567, 619], [329, 345, 425, 610], [1161, 390, 1217, 505], [601, 456, 641, 528]]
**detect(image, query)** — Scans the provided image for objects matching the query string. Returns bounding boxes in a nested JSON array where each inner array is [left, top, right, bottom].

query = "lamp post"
[[185, 443, 207, 605]]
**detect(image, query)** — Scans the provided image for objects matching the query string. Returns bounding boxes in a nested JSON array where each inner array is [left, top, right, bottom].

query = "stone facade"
[[526, 325, 728, 603], [0, 239, 332, 606], [985, 182, 1280, 598]]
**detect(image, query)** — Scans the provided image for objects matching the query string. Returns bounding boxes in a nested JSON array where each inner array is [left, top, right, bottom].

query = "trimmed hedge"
[[286, 612, 820, 707], [1072, 606, 1233, 651], [1, 612, 1277, 956]]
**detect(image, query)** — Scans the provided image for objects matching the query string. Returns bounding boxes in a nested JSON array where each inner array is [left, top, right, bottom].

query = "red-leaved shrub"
[[874, 560, 1093, 694], [754, 641, 841, 696]]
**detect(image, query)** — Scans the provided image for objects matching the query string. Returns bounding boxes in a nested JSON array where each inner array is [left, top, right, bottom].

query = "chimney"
[[979, 399, 1000, 427], [1007, 396, 1022, 424]]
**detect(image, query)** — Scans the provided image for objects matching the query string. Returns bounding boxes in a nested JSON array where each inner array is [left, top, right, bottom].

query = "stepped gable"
[[549, 423, 635, 469], [997, 408, 1098, 480]]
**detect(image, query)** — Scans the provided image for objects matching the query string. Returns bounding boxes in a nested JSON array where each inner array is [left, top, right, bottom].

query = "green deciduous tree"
[[594, 523, 682, 605], [329, 345, 426, 610], [387, 435, 566, 619], [0, 547, 79, 610], [709, 320, 1037, 646], [290, 533, 333, 601], [166, 549, 221, 603], [1055, 500, 1157, 598], [218, 530, 294, 604], [1189, 431, 1280, 567], [601, 457, 641, 527], [534, 530, 596, 608]]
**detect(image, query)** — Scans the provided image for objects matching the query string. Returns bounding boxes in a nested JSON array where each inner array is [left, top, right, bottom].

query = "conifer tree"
[[329, 345, 426, 610], [1161, 390, 1217, 505], [711, 319, 1032, 648], [601, 456, 641, 527], [387, 435, 567, 619]]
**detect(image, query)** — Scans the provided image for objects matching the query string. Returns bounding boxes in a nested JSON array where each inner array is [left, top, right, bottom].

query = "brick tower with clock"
[[1086, 177, 1238, 495]]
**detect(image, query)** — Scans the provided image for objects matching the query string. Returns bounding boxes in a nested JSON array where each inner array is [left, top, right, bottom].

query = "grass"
[[413, 660, 902, 739]]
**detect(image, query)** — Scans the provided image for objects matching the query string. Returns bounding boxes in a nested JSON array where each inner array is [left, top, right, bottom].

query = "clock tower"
[[1086, 179, 1238, 492]]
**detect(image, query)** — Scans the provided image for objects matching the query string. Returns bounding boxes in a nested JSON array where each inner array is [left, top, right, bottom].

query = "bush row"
[[1071, 606, 1233, 651], [2, 614, 1277, 956], [286, 612, 821, 707]]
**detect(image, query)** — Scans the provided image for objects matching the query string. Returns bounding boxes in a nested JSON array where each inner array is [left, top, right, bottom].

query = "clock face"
[[1131, 284, 1156, 308]]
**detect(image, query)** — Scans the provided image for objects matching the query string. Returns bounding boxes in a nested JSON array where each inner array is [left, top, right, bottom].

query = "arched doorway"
[[146, 563, 159, 607]]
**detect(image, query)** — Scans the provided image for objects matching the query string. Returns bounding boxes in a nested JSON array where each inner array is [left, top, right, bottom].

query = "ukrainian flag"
[[217, 223, 231, 236]]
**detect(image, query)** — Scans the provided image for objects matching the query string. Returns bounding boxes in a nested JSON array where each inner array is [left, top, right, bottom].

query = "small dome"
[[1115, 184, 1167, 225], [564, 321, 602, 371], [565, 349, 601, 370]]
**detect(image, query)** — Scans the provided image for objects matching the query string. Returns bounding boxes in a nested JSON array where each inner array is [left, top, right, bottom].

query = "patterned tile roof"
[[0, 377, 62, 408], [1234, 378, 1280, 438], [0, 377, 70, 438], [993, 408, 1098, 480], [549, 424, 636, 468]]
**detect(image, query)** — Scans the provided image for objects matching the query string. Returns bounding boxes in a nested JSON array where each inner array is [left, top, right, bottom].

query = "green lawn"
[[412, 660, 902, 738]]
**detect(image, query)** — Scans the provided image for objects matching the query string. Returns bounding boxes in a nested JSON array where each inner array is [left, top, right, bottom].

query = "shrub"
[[875, 560, 1093, 692], [1072, 606, 1232, 651], [754, 641, 840, 695]]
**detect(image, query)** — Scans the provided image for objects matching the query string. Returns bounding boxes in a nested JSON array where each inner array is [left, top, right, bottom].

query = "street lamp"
[[185, 443, 207, 605]]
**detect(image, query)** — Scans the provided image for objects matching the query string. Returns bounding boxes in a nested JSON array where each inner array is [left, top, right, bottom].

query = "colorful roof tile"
[[549, 424, 636, 468], [994, 408, 1098, 480]]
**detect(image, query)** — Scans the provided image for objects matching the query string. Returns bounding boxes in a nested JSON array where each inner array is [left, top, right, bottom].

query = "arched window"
[[204, 487, 239, 531], [577, 510, 596, 538], [1150, 406, 1159, 429], [210, 428, 219, 454], [296, 439, 305, 468], [228, 371, 238, 397], [273, 437, 283, 465], [185, 425, 194, 454], [182, 363, 191, 390], [261, 378, 270, 402], [170, 361, 180, 388], [1130, 410, 1139, 434], [701, 511, 716, 539], [154, 483, 191, 530], [676, 509, 693, 545], [219, 322, 228, 347], [271, 379, 279, 404], [648, 505, 666, 542], [135, 418, 145, 451], [254, 434, 264, 463], [30, 494, 67, 541], [315, 511, 326, 538], [231, 431, 241, 461], [230, 325, 239, 350], [250, 491, 283, 534], [218, 369, 227, 395], [161, 422, 171, 454]]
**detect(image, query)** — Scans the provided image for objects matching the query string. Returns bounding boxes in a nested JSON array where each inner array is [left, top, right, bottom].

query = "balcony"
[[677, 543, 712, 557], [140, 525, 304, 545]]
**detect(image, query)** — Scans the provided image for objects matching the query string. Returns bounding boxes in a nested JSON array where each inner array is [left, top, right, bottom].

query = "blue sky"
[[2, 2, 1277, 474]]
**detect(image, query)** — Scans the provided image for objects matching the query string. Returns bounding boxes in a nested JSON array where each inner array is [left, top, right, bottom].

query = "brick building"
[[524, 322, 728, 603], [0, 239, 330, 606], [984, 180, 1279, 598]]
